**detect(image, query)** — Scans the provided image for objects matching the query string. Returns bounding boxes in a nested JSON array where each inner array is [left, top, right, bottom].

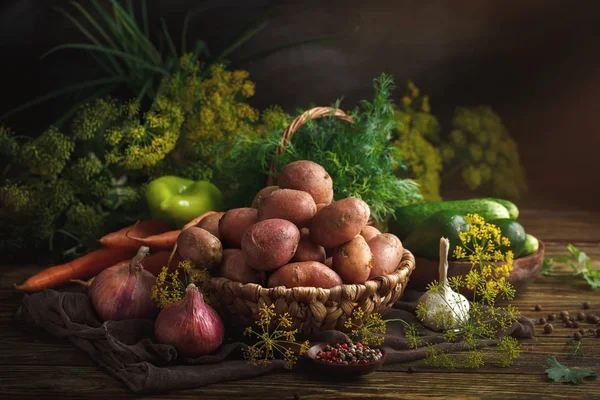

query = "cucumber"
[[486, 198, 519, 220], [390, 199, 510, 240], [403, 211, 468, 260], [488, 218, 526, 256], [520, 234, 539, 257]]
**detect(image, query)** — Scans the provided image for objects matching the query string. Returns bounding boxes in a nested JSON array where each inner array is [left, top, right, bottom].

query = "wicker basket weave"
[[210, 107, 416, 334]]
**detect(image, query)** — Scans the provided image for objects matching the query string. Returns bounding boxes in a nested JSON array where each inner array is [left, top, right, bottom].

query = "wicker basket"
[[210, 107, 416, 334]]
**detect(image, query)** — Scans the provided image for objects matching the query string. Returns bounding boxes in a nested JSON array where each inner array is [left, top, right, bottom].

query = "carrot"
[[69, 250, 184, 288], [99, 219, 172, 250], [126, 229, 180, 250], [182, 211, 218, 231], [15, 247, 137, 292]]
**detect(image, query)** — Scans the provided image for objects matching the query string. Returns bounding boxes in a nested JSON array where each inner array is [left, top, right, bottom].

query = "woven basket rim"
[[210, 248, 415, 295]]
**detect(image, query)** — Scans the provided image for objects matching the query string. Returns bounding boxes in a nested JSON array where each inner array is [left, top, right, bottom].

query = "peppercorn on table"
[[1, 208, 599, 399]]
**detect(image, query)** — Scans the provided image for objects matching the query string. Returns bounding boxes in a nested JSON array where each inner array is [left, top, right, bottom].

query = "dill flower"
[[71, 97, 119, 140], [242, 303, 310, 369], [151, 260, 214, 309], [392, 82, 443, 202], [0, 182, 38, 216], [444, 106, 527, 199], [64, 201, 104, 237], [19, 126, 74, 177], [0, 126, 19, 161]]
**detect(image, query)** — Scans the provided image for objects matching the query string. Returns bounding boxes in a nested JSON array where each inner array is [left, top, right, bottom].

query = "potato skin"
[[251, 186, 279, 208], [360, 225, 381, 243], [177, 227, 223, 269], [310, 197, 371, 248], [197, 212, 225, 240], [219, 249, 264, 284], [292, 228, 326, 263], [368, 233, 404, 279], [278, 160, 334, 205], [219, 208, 258, 248], [257, 189, 317, 228], [241, 219, 300, 271], [268, 261, 343, 289], [332, 235, 373, 284], [316, 203, 327, 213]]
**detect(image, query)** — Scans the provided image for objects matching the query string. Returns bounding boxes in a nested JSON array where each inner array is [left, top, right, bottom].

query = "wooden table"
[[1, 209, 599, 399]]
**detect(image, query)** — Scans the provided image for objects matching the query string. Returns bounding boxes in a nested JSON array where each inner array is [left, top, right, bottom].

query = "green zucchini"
[[389, 199, 510, 240], [486, 198, 519, 220]]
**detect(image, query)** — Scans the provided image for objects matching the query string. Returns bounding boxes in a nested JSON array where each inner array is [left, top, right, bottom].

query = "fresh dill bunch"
[[441, 106, 528, 200], [242, 303, 310, 369], [218, 74, 423, 223], [343, 306, 410, 347], [151, 260, 215, 309], [392, 81, 443, 202], [410, 213, 522, 369], [19, 126, 74, 178]]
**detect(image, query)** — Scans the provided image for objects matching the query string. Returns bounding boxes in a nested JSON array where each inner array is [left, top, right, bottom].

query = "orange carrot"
[[69, 251, 183, 288], [15, 247, 137, 292], [182, 211, 218, 231], [126, 229, 180, 250], [99, 219, 172, 250]]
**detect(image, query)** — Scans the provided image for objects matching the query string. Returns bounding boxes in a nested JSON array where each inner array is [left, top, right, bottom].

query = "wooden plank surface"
[[1, 209, 599, 399]]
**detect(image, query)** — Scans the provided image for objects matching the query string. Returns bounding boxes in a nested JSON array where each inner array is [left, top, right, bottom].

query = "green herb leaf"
[[546, 356, 596, 384], [541, 259, 553, 275]]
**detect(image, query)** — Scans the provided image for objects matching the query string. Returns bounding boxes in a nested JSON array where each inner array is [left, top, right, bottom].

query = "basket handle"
[[267, 106, 354, 186]]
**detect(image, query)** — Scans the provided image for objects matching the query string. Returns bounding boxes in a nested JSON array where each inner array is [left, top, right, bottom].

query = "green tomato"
[[145, 176, 223, 228]]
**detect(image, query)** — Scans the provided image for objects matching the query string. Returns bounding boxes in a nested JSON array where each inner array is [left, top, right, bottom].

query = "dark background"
[[2, 0, 600, 211]]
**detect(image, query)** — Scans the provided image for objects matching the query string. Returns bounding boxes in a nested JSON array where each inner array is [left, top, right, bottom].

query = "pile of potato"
[[176, 160, 404, 289]]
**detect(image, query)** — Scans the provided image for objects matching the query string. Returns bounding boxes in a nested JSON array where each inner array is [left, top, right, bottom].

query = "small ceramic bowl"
[[305, 343, 386, 377], [407, 241, 545, 297]]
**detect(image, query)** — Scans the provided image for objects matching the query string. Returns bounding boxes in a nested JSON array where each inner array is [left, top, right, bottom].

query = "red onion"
[[154, 284, 224, 357], [88, 246, 158, 321]]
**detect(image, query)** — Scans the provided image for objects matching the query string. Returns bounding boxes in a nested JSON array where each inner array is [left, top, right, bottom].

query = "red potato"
[[219, 249, 264, 285], [177, 227, 222, 269], [197, 212, 225, 240], [368, 233, 404, 279], [241, 219, 300, 271], [278, 160, 334, 205], [292, 228, 326, 263], [310, 197, 371, 248], [251, 186, 280, 208], [258, 189, 317, 228], [332, 235, 373, 284], [360, 225, 381, 243], [267, 261, 342, 289], [219, 208, 258, 248], [316, 203, 327, 213]]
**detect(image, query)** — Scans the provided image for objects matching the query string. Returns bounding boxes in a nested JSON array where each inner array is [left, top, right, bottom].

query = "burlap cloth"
[[15, 289, 534, 394]]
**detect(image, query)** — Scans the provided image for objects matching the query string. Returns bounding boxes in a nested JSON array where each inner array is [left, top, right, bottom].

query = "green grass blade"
[[234, 33, 345, 66], [212, 7, 274, 63], [77, 0, 120, 49], [160, 18, 178, 59], [42, 43, 170, 76], [109, 0, 162, 65], [60, 5, 124, 76], [141, 0, 149, 39], [136, 79, 154, 103], [0, 77, 127, 122], [181, 11, 191, 54]]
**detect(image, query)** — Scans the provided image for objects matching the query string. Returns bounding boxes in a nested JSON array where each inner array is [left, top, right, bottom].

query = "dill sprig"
[[151, 259, 215, 309], [217, 74, 422, 223]]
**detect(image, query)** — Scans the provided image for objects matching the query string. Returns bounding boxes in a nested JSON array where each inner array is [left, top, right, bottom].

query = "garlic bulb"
[[417, 237, 470, 331]]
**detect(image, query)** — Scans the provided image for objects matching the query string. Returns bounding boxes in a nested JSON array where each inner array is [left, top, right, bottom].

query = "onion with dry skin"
[[154, 284, 225, 357], [88, 246, 158, 321]]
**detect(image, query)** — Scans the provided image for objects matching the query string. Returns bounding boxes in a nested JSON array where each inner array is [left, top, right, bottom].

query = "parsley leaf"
[[542, 244, 600, 289], [546, 357, 596, 384]]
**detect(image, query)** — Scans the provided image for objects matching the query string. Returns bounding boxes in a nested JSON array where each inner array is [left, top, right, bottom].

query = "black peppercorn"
[[539, 317, 547, 325], [574, 332, 583, 341], [407, 366, 415, 373], [573, 321, 580, 329], [586, 314, 597, 323], [566, 320, 574, 328], [544, 323, 553, 334], [583, 301, 591, 309], [569, 315, 576, 322], [560, 311, 569, 319], [534, 305, 542, 311], [579, 328, 586, 335], [578, 312, 586, 321], [548, 314, 556, 321]]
